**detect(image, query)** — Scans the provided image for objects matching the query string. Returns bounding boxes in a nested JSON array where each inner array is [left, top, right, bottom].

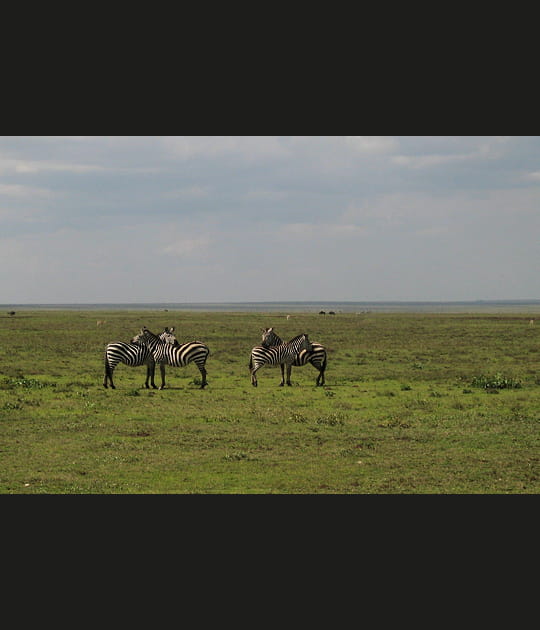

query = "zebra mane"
[[288, 333, 308, 344]]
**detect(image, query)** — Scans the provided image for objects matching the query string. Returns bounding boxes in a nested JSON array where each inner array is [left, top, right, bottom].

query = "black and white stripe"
[[249, 333, 313, 387], [261, 327, 327, 386], [103, 328, 176, 389], [133, 326, 210, 389]]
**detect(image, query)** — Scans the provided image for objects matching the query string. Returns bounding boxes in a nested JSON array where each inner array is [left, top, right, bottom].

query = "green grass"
[[0, 310, 539, 493]]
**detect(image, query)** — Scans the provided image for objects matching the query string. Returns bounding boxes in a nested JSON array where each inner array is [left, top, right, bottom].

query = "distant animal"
[[529, 319, 535, 327], [132, 326, 209, 389], [286, 315, 291, 320], [260, 327, 327, 386], [249, 333, 313, 387], [319, 311, 326, 315], [7, 311, 16, 316], [97, 320, 107, 326], [103, 327, 176, 389], [328, 311, 335, 315]]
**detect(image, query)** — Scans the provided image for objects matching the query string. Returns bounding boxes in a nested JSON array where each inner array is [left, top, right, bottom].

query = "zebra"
[[249, 333, 313, 387], [261, 327, 327, 386], [133, 326, 210, 389], [103, 327, 177, 389]]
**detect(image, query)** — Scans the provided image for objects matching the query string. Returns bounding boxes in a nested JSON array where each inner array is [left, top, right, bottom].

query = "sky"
[[1, 135, 539, 304]]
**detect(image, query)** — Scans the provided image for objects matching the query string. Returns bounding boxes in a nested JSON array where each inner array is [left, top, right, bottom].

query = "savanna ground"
[[0, 309, 538, 493]]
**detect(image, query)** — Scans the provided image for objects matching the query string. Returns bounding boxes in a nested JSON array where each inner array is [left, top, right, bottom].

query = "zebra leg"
[[145, 358, 158, 389], [159, 363, 166, 390], [198, 365, 208, 389], [286, 364, 292, 386], [250, 365, 259, 387], [317, 357, 327, 386], [104, 357, 115, 389], [279, 363, 285, 386], [310, 357, 326, 386]]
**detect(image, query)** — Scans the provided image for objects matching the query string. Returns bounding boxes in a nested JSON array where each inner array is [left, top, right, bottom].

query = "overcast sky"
[[1, 136, 539, 304]]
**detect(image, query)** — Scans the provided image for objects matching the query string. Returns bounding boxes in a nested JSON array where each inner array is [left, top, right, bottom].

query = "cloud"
[[1, 136, 540, 303], [161, 186, 210, 200], [390, 136, 511, 169], [344, 136, 399, 153], [162, 235, 212, 258], [0, 157, 106, 175], [161, 136, 289, 161], [522, 171, 540, 182], [0, 183, 59, 198], [279, 222, 368, 241]]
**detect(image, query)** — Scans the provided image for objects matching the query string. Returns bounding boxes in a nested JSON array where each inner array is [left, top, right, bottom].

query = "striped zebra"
[[133, 326, 210, 389], [249, 333, 313, 387], [261, 327, 327, 386], [103, 327, 176, 389]]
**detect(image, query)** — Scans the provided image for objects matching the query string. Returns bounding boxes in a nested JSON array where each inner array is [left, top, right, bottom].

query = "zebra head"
[[131, 327, 177, 346], [261, 327, 282, 347], [300, 333, 313, 353], [161, 327, 178, 346], [288, 333, 313, 354]]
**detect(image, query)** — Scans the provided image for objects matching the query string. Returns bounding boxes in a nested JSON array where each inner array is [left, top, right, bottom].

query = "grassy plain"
[[0, 309, 538, 493]]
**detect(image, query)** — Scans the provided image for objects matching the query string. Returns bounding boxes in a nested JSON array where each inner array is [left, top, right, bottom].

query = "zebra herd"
[[250, 327, 326, 387], [104, 327, 209, 390], [103, 326, 327, 390]]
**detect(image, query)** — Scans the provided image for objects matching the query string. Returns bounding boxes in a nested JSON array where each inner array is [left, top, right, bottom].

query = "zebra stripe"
[[249, 333, 313, 387], [261, 327, 327, 386], [134, 327, 210, 389], [103, 328, 175, 389]]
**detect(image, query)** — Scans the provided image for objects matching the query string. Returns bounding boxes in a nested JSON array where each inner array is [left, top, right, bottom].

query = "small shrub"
[[2, 377, 52, 390], [3, 401, 23, 410], [289, 413, 308, 423], [223, 451, 249, 461], [471, 373, 522, 390], [316, 414, 344, 426], [378, 416, 412, 429]]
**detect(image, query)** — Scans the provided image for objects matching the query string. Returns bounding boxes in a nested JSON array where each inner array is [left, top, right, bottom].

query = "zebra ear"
[[169, 327, 175, 333]]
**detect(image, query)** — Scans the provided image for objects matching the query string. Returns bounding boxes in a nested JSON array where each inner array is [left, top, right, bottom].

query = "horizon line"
[[2, 299, 540, 306]]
